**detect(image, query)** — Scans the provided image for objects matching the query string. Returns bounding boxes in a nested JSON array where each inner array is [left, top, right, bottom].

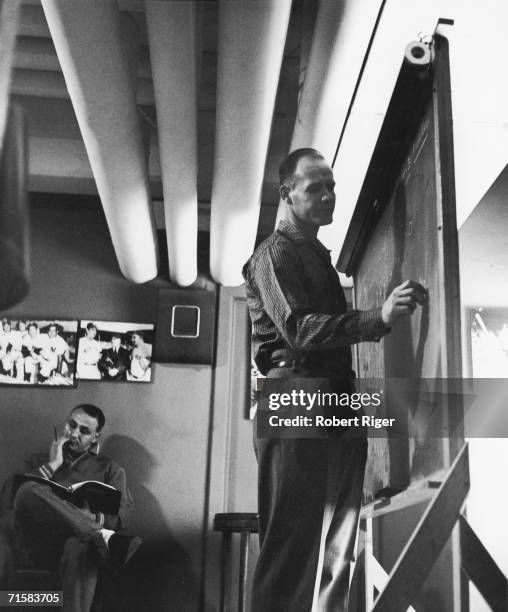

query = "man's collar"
[[63, 445, 90, 458], [63, 441, 98, 459], [277, 219, 332, 260]]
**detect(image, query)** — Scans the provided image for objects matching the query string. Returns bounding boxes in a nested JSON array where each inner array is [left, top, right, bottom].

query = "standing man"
[[98, 333, 130, 381], [242, 148, 426, 611], [7, 404, 141, 612], [76, 323, 102, 380]]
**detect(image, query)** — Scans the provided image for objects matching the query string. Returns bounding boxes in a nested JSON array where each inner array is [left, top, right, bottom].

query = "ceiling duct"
[[209, 0, 292, 286], [145, 1, 198, 287], [41, 0, 158, 283]]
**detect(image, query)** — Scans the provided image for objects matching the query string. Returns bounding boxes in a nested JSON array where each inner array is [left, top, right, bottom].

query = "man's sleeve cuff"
[[38, 463, 54, 480], [358, 307, 390, 341]]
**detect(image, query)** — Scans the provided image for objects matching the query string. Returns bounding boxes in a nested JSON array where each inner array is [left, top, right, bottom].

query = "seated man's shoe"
[[108, 534, 142, 566]]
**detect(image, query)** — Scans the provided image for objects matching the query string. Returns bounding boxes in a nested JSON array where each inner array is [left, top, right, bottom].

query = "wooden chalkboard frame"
[[337, 35, 463, 494], [338, 35, 465, 608], [338, 34, 462, 384]]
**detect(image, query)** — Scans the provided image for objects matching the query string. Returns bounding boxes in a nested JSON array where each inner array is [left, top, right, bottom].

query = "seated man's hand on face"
[[382, 280, 428, 327], [48, 427, 70, 473]]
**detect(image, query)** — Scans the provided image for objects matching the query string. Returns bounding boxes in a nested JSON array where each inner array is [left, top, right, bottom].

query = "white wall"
[[319, 0, 508, 263], [459, 167, 508, 611]]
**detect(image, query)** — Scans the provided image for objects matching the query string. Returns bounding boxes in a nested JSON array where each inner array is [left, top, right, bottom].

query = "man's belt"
[[268, 356, 355, 380]]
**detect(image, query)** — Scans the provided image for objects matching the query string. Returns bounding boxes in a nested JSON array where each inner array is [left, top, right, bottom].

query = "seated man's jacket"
[[23, 446, 133, 531]]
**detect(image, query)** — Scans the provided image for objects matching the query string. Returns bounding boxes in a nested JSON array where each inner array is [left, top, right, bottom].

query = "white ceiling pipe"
[[41, 0, 158, 283], [209, 0, 292, 286], [0, 0, 21, 152], [276, 0, 383, 226], [145, 1, 198, 287]]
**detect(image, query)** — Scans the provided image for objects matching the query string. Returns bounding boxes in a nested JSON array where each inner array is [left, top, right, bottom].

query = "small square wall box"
[[154, 288, 216, 364]]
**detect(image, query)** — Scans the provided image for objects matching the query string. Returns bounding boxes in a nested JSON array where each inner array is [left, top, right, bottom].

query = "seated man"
[[21, 322, 46, 383], [0, 319, 24, 381], [77, 324, 103, 381], [7, 403, 141, 612], [0, 343, 16, 378], [38, 323, 69, 382]]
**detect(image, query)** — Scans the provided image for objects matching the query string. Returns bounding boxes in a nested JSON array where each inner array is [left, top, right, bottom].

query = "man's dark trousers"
[[252, 366, 367, 612]]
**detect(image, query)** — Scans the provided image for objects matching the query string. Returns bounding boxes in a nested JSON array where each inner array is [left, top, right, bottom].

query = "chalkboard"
[[337, 37, 463, 501]]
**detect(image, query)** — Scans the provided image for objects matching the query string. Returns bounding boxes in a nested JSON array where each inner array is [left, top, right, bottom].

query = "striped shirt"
[[242, 220, 389, 375]]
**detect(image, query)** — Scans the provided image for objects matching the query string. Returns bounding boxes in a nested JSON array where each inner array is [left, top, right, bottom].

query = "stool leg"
[[238, 530, 250, 612], [221, 533, 232, 612]]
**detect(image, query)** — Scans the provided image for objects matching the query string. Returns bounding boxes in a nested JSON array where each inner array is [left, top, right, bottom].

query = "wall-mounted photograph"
[[0, 318, 78, 386], [76, 320, 155, 383]]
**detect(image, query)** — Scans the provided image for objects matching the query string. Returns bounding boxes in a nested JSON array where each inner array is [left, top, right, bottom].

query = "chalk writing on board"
[[402, 117, 430, 185]]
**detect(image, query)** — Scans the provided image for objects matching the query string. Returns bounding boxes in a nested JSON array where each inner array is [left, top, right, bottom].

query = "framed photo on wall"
[[76, 320, 155, 383], [0, 317, 78, 386]]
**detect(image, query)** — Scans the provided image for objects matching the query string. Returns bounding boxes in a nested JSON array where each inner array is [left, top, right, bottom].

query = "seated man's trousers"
[[14, 482, 103, 612]]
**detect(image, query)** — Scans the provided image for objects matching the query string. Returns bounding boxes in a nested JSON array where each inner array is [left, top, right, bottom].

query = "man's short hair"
[[279, 148, 325, 188], [28, 322, 38, 330], [71, 403, 106, 432], [131, 331, 144, 340], [86, 323, 97, 332]]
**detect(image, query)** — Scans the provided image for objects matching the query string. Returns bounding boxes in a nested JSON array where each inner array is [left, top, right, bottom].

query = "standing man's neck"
[[285, 213, 319, 238]]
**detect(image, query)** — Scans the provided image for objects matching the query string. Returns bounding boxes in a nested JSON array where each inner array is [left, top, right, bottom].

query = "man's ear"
[[280, 185, 291, 204]]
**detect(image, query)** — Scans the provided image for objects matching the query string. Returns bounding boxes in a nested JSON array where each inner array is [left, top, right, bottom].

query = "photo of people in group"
[[76, 321, 154, 383], [0, 318, 78, 386]]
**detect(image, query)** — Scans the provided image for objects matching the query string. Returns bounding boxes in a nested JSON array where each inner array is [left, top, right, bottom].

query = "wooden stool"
[[213, 513, 258, 612]]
